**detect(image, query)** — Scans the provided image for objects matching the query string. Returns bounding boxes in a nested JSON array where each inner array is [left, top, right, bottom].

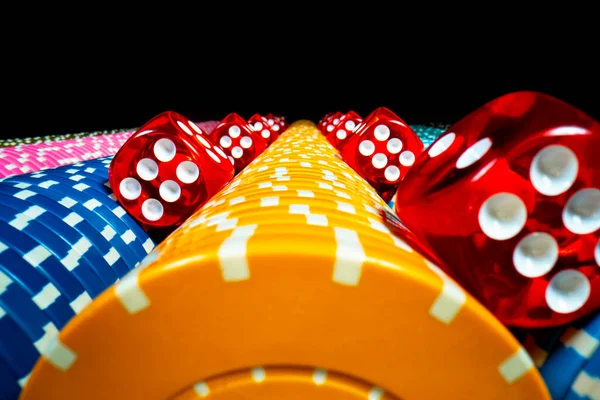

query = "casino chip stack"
[[0, 121, 221, 148], [0, 132, 133, 178], [0, 128, 131, 148], [0, 157, 155, 399], [0, 121, 220, 177], [19, 121, 548, 399], [410, 124, 447, 147], [519, 312, 600, 399]]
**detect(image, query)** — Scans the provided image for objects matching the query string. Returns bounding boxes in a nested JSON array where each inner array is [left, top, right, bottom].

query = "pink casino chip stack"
[[0, 121, 219, 178]]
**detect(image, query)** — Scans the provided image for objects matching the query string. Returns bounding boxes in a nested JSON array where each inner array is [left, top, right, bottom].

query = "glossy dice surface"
[[394, 91, 600, 328], [264, 113, 288, 133], [210, 113, 268, 174], [319, 111, 344, 134], [340, 107, 423, 201], [109, 111, 234, 229], [326, 111, 362, 149], [248, 113, 277, 146]]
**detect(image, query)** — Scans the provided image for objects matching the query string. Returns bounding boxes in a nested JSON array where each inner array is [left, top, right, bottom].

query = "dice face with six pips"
[[109, 111, 234, 229], [393, 91, 600, 328], [339, 107, 424, 201]]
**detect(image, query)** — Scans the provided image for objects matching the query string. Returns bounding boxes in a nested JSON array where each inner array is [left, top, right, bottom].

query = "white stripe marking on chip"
[[498, 347, 535, 384], [218, 225, 257, 282], [115, 269, 150, 314], [424, 260, 466, 323], [333, 228, 365, 286], [44, 335, 78, 371]]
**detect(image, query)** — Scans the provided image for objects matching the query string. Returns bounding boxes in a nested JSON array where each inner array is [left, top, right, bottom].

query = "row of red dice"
[[318, 107, 424, 202], [108, 111, 287, 233]]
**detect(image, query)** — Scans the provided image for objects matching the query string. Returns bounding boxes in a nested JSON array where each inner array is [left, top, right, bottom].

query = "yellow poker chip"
[[21, 121, 550, 399], [171, 367, 394, 399]]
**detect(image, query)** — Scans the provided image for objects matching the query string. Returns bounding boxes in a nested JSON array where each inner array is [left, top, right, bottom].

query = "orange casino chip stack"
[[21, 121, 550, 399]]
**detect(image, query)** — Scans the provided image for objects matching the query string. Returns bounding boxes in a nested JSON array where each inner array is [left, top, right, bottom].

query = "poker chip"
[[411, 124, 446, 147], [0, 171, 149, 270], [0, 301, 39, 384], [0, 121, 221, 149], [0, 195, 107, 297], [0, 244, 75, 329], [516, 324, 569, 369], [2, 167, 154, 263], [20, 121, 547, 400], [0, 132, 133, 179], [0, 128, 132, 148], [0, 355, 20, 400], [0, 269, 57, 350], [538, 312, 600, 399], [0, 157, 156, 398], [0, 193, 119, 286], [172, 366, 394, 399], [0, 184, 134, 278], [0, 218, 89, 303], [387, 193, 397, 211], [0, 121, 220, 173], [564, 346, 600, 400]]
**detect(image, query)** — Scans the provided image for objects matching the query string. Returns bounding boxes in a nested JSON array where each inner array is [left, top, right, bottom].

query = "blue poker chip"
[[59, 166, 109, 185], [46, 167, 153, 254], [67, 162, 112, 183], [0, 192, 119, 287], [512, 324, 568, 368], [0, 219, 88, 304], [0, 183, 136, 278], [0, 197, 105, 298], [0, 269, 56, 342], [0, 354, 20, 400], [564, 346, 600, 400], [0, 244, 74, 329], [539, 312, 600, 399], [79, 158, 114, 179], [13, 170, 153, 261], [1, 174, 151, 266], [0, 306, 38, 387], [387, 193, 396, 211], [49, 159, 151, 241]]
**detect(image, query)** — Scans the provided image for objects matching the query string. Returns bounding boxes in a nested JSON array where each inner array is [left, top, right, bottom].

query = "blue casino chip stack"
[[0, 156, 154, 398], [538, 314, 600, 399]]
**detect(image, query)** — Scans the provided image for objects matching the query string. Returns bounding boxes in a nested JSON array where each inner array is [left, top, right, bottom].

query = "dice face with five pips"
[[339, 107, 424, 202], [393, 91, 600, 328], [109, 111, 234, 229]]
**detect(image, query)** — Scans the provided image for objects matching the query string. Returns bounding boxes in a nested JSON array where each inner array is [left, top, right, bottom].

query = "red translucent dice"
[[264, 113, 288, 133], [319, 111, 344, 134], [339, 107, 424, 201], [248, 113, 277, 146], [325, 111, 363, 149], [109, 111, 234, 229], [394, 91, 600, 328], [209, 113, 268, 174]]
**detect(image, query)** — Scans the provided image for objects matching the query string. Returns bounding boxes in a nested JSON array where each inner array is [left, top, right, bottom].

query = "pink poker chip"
[[0, 121, 219, 178]]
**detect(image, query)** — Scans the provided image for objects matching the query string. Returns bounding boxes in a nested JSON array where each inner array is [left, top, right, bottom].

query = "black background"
[[5, 55, 598, 139]]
